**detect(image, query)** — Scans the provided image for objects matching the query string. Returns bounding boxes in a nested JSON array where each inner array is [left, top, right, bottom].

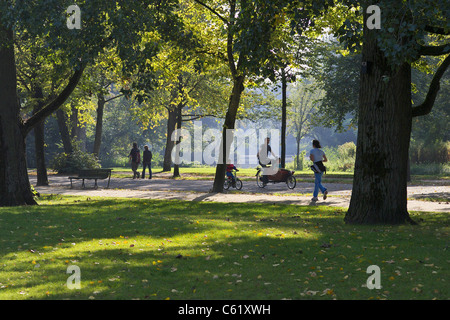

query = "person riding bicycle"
[[226, 161, 239, 187]]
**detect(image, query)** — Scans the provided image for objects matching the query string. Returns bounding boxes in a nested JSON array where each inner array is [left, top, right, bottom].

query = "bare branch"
[[104, 93, 124, 103], [22, 63, 86, 135], [424, 25, 450, 35], [412, 54, 450, 117], [181, 114, 217, 121], [418, 43, 450, 56]]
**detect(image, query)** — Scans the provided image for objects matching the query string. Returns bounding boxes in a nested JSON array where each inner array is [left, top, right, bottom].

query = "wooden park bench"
[[69, 169, 112, 189]]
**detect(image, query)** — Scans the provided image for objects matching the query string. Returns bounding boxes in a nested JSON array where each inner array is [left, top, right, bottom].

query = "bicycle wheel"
[[235, 178, 243, 190], [224, 179, 231, 190], [286, 175, 296, 189], [256, 171, 265, 188]]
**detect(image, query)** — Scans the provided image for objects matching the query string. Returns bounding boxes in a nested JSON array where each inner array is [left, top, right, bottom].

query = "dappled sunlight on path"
[[30, 175, 450, 212]]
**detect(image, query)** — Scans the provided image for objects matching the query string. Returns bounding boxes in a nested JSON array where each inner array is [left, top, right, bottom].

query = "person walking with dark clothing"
[[142, 145, 152, 179], [129, 142, 141, 179]]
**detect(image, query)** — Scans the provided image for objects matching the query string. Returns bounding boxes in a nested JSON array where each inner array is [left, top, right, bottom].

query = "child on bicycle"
[[226, 161, 239, 187]]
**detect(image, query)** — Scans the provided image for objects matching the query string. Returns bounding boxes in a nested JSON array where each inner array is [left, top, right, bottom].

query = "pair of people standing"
[[129, 142, 152, 179]]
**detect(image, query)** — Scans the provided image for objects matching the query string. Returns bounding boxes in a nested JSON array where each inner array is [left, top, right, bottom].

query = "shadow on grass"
[[0, 197, 448, 300]]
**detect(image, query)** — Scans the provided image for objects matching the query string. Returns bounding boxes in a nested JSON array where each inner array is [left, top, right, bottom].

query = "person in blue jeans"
[[309, 140, 328, 201]]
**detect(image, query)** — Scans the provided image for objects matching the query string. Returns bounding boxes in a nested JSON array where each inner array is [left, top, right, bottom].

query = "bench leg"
[[94, 179, 98, 189], [82, 179, 85, 189]]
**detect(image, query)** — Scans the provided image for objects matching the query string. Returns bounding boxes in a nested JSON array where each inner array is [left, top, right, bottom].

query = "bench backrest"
[[78, 169, 112, 179]]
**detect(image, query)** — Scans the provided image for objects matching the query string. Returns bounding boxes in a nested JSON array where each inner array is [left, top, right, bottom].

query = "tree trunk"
[[212, 75, 245, 192], [56, 109, 74, 154], [173, 103, 183, 178], [0, 26, 37, 206], [345, 21, 413, 225], [163, 108, 177, 172], [93, 93, 105, 157], [281, 69, 287, 169], [70, 104, 86, 151], [33, 87, 49, 186]]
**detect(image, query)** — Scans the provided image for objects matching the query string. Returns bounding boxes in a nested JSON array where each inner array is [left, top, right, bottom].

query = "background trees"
[[0, 0, 192, 206], [1, 0, 448, 225]]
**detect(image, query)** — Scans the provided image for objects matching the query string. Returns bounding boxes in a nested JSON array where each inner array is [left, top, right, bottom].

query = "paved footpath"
[[31, 175, 450, 213]]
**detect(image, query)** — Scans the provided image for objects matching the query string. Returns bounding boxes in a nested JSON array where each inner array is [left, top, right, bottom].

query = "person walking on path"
[[309, 139, 328, 201], [142, 145, 152, 179], [129, 142, 141, 179]]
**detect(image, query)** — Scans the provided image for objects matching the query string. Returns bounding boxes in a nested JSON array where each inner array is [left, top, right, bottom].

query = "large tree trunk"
[[163, 108, 177, 172], [93, 93, 105, 157], [345, 21, 413, 225], [0, 27, 37, 206], [212, 75, 245, 192], [33, 87, 49, 186]]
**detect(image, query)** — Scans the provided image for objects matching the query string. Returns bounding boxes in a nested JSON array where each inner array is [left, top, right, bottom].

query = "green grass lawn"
[[1, 195, 448, 300]]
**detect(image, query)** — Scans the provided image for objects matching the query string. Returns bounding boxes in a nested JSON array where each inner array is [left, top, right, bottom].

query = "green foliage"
[[410, 163, 450, 176], [149, 152, 163, 168], [30, 185, 40, 200], [337, 141, 356, 159], [323, 142, 356, 172], [313, 42, 360, 130], [411, 66, 450, 144], [288, 151, 306, 170], [410, 140, 450, 164], [331, 1, 449, 66], [50, 146, 101, 174], [336, 142, 356, 171]]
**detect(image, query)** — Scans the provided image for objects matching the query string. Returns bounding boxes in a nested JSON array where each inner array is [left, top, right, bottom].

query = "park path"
[[30, 174, 450, 213]]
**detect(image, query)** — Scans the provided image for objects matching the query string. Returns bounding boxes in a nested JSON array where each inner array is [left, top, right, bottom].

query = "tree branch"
[[104, 93, 124, 103], [195, 49, 228, 63], [22, 63, 86, 135], [424, 25, 450, 35], [418, 43, 450, 56], [193, 0, 229, 25], [226, 0, 238, 77], [181, 114, 217, 121], [412, 54, 450, 117]]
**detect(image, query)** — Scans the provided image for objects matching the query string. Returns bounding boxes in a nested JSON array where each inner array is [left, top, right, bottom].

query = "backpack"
[[311, 161, 326, 174]]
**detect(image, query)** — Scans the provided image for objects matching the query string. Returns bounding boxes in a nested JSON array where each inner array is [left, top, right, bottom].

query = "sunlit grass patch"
[[0, 196, 448, 300]]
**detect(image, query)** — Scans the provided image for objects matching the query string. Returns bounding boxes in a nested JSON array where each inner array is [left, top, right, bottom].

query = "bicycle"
[[224, 170, 243, 190], [256, 166, 296, 189]]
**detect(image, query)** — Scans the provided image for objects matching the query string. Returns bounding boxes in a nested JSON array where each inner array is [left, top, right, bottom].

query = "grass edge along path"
[[0, 195, 448, 300]]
